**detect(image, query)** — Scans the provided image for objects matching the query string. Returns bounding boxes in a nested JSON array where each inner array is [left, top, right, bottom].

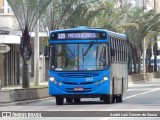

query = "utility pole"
[[34, 20, 40, 86], [143, 0, 145, 11], [154, 0, 156, 11], [142, 0, 146, 73], [143, 38, 146, 73], [0, 54, 3, 89]]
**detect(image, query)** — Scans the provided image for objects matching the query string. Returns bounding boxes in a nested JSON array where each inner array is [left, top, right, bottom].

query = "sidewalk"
[[1, 82, 48, 90]]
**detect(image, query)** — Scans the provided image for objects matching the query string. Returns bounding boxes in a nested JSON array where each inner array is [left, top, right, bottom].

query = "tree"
[[120, 8, 160, 74], [7, 0, 52, 88], [145, 32, 160, 72], [41, 0, 104, 32], [91, 1, 132, 31]]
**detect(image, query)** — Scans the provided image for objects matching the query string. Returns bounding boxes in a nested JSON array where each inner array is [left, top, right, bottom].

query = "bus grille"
[[63, 82, 94, 85], [58, 72, 99, 78]]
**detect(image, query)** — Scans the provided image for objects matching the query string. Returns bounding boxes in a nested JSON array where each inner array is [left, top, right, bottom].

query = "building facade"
[[0, 0, 48, 88], [0, 0, 21, 87]]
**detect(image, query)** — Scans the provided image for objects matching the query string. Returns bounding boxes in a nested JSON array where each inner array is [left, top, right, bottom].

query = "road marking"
[[123, 88, 160, 100], [99, 88, 160, 120], [100, 117, 111, 120]]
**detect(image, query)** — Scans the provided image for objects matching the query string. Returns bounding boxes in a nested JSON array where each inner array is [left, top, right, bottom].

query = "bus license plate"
[[74, 88, 84, 91]]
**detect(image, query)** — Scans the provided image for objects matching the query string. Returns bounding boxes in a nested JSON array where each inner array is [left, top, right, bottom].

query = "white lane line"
[[123, 88, 160, 100], [99, 88, 160, 120], [100, 117, 111, 120]]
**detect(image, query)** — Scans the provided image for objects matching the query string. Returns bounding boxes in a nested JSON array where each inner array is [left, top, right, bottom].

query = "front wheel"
[[103, 95, 112, 104], [116, 94, 123, 103], [112, 95, 116, 103], [74, 98, 80, 104], [56, 96, 64, 105], [116, 78, 123, 103], [66, 98, 73, 103]]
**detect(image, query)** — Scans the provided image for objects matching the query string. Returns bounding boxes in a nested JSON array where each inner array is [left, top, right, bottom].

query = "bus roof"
[[50, 26, 126, 39]]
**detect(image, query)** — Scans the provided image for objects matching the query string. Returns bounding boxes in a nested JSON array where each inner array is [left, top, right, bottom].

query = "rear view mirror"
[[110, 46, 115, 57], [44, 45, 49, 58]]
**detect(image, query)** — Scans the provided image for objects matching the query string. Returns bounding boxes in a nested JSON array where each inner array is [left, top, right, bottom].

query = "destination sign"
[[58, 33, 99, 39], [51, 32, 106, 40]]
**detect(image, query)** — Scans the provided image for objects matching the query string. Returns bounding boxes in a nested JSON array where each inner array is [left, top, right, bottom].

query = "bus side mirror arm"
[[44, 45, 49, 58], [110, 46, 115, 57]]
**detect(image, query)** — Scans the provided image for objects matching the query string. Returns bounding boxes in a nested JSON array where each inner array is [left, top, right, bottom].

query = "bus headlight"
[[54, 80, 57, 84], [49, 77, 58, 84], [49, 77, 62, 86], [58, 82, 62, 86], [96, 82, 99, 85], [103, 76, 108, 81], [49, 77, 55, 81], [100, 80, 104, 83]]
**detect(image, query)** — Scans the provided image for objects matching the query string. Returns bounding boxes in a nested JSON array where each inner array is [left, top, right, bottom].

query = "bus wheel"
[[103, 95, 112, 104], [112, 95, 116, 103], [100, 97, 103, 101], [112, 77, 116, 103], [116, 94, 123, 103], [74, 98, 80, 104], [56, 96, 64, 105], [66, 98, 73, 103], [116, 78, 123, 103]]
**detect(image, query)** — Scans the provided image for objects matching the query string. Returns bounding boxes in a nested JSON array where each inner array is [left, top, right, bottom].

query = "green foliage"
[[91, 1, 132, 31], [41, 0, 160, 74], [119, 7, 160, 73], [42, 0, 104, 31], [7, 0, 52, 32]]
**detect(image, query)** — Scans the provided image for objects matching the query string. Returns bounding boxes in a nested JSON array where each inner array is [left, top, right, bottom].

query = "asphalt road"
[[0, 78, 160, 120]]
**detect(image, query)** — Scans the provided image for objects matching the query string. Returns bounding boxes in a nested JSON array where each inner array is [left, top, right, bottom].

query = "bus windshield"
[[49, 43, 109, 71]]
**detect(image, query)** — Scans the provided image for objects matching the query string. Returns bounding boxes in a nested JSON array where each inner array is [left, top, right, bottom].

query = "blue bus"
[[48, 26, 128, 105]]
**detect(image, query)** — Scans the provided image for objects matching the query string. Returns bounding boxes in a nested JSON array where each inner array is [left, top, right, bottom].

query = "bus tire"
[[116, 78, 123, 103], [103, 95, 112, 104], [116, 94, 123, 103], [74, 98, 80, 104], [56, 96, 64, 105], [112, 77, 116, 103], [112, 95, 116, 103], [66, 98, 73, 103], [100, 97, 103, 101]]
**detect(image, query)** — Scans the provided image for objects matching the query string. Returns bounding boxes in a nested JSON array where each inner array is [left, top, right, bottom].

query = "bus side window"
[[110, 45, 115, 57]]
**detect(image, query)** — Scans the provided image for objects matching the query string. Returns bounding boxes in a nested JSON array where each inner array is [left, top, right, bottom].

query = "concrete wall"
[[128, 72, 160, 82], [0, 87, 49, 103]]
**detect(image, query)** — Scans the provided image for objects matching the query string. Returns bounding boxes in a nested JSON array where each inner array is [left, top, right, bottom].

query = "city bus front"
[[48, 30, 112, 105]]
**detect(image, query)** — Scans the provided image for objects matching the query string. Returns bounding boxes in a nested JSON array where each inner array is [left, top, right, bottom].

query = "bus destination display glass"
[[51, 32, 106, 40]]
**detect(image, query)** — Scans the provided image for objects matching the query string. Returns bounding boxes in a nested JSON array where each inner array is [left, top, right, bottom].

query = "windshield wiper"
[[83, 42, 94, 56], [66, 45, 75, 57]]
